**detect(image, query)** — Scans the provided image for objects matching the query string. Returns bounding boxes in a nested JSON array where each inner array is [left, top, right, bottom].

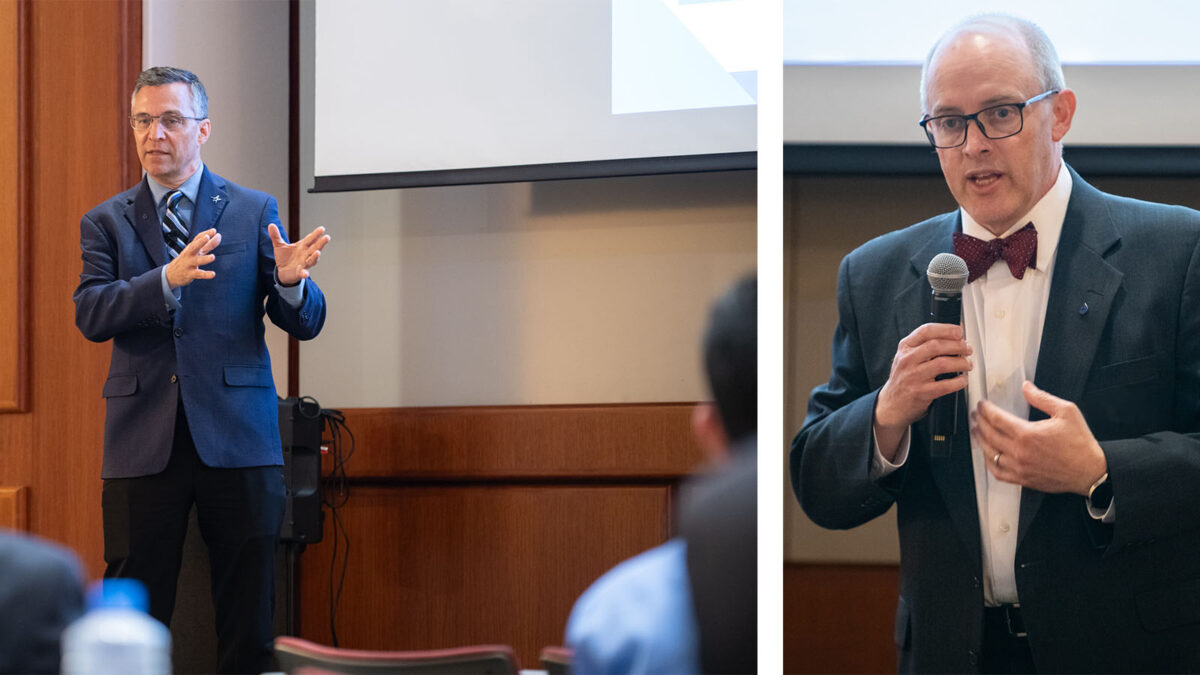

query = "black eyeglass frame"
[[918, 89, 1060, 149], [128, 113, 208, 131]]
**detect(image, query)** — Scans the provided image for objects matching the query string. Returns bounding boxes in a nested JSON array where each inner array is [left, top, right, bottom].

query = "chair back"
[[274, 636, 519, 675], [538, 645, 572, 675]]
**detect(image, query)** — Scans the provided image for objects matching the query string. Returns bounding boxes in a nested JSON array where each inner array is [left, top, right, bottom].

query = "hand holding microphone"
[[926, 253, 969, 457], [873, 253, 972, 461]]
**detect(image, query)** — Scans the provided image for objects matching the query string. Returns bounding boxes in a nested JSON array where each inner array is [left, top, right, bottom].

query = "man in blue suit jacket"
[[73, 67, 328, 674], [791, 16, 1200, 674]]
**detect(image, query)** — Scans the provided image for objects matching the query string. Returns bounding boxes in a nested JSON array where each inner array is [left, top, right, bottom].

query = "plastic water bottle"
[[61, 578, 172, 675]]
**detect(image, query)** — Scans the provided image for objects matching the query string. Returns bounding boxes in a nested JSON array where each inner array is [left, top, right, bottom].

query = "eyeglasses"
[[129, 113, 206, 132], [918, 90, 1059, 149]]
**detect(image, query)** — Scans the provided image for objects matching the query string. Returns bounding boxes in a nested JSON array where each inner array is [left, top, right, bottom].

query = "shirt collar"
[[960, 162, 1071, 273], [146, 163, 205, 208]]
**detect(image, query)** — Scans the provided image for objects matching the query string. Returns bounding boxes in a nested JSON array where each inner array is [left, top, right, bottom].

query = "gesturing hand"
[[874, 322, 973, 461], [165, 229, 222, 289], [269, 224, 331, 286], [970, 380, 1107, 495]]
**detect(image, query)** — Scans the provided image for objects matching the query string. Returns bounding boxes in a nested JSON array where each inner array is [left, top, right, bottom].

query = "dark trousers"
[[102, 405, 285, 675]]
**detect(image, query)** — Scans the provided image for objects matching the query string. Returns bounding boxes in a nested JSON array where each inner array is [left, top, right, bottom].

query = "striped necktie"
[[162, 189, 188, 259]]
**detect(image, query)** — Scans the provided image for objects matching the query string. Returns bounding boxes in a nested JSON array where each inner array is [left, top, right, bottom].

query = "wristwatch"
[[1086, 472, 1113, 511]]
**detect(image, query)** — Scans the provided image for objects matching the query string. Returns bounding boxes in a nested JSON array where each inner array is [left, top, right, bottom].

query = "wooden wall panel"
[[784, 563, 899, 674], [299, 485, 671, 668], [0, 0, 141, 577], [0, 486, 29, 531], [298, 404, 702, 669], [336, 404, 701, 479], [0, 0, 24, 412]]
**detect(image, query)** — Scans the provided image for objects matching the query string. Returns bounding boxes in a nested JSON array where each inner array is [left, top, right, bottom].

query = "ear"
[[197, 118, 211, 146], [691, 402, 730, 463], [1049, 88, 1076, 142]]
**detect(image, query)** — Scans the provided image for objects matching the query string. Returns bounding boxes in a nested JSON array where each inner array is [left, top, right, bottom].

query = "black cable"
[[319, 406, 353, 647]]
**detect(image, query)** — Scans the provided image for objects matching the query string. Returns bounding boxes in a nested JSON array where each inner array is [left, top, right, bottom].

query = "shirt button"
[[174, 328, 183, 337], [995, 308, 1006, 319], [170, 374, 178, 384], [999, 522, 1011, 534]]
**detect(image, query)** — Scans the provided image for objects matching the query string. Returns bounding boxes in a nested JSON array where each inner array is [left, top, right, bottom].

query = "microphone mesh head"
[[927, 253, 968, 293]]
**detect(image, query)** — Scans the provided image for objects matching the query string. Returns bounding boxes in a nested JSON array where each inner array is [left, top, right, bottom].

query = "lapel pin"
[[1079, 301, 1089, 316], [211, 195, 223, 204]]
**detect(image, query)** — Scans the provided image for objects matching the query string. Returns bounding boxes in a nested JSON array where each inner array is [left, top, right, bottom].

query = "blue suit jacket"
[[791, 168, 1200, 673], [74, 169, 326, 478]]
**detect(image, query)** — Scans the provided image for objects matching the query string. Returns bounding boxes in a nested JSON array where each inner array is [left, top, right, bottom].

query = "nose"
[[148, 117, 166, 139], [961, 119, 991, 156]]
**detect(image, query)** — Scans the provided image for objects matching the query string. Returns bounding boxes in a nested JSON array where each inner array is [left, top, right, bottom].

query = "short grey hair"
[[132, 66, 209, 119], [920, 14, 1065, 112]]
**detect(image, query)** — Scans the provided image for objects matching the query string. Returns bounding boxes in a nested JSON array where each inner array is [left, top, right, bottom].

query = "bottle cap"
[[86, 578, 149, 612]]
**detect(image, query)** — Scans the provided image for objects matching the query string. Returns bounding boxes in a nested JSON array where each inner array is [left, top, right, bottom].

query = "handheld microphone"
[[926, 253, 968, 459]]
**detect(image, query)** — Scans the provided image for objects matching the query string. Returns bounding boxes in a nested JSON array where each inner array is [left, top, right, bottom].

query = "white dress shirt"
[[961, 163, 1070, 605]]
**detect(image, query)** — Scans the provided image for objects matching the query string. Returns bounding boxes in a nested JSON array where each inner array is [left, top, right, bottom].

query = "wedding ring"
[[993, 452, 1002, 467]]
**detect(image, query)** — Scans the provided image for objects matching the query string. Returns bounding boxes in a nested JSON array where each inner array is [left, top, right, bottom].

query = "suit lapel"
[[902, 213, 984, 565], [127, 179, 166, 268], [191, 168, 230, 235], [1019, 170, 1123, 545]]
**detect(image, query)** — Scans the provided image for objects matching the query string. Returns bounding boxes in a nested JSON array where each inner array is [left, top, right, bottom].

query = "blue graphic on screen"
[[613, 0, 756, 115]]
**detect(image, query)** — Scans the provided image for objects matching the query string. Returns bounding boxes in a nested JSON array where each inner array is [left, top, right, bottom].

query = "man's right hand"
[[166, 228, 222, 289], [874, 323, 972, 461]]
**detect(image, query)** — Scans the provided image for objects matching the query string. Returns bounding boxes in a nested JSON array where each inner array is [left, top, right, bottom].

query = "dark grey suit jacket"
[[791, 168, 1200, 673]]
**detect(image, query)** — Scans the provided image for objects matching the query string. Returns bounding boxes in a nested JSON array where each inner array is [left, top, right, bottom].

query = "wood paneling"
[[0, 0, 141, 576], [784, 563, 899, 674], [299, 485, 671, 668], [0, 0, 24, 412], [335, 404, 701, 479], [0, 486, 29, 531], [299, 404, 702, 669]]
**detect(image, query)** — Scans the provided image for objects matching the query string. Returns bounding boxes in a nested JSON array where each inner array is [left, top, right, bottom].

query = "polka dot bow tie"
[[952, 222, 1038, 283]]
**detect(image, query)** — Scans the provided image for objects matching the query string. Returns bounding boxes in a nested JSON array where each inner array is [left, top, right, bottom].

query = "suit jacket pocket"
[[223, 365, 273, 388], [1085, 354, 1158, 393], [1137, 578, 1200, 632], [894, 595, 912, 649], [212, 240, 249, 256], [102, 374, 138, 398]]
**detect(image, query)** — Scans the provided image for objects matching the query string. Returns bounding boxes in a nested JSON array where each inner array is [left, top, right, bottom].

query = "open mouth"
[[967, 171, 1001, 187]]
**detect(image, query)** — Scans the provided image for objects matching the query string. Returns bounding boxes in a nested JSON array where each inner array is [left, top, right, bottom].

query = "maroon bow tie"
[[952, 223, 1038, 283]]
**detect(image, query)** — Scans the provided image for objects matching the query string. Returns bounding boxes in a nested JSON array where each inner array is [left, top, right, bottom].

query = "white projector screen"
[[784, 1, 1200, 155], [313, 0, 757, 191]]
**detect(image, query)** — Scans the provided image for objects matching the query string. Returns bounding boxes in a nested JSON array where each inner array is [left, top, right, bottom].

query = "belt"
[[984, 604, 1027, 638]]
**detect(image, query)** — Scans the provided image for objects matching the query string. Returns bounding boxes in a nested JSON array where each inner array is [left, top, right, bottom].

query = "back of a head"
[[0, 532, 85, 674], [702, 275, 756, 445]]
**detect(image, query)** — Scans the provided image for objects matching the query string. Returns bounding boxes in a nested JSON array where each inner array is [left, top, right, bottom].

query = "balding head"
[[921, 15, 1064, 114]]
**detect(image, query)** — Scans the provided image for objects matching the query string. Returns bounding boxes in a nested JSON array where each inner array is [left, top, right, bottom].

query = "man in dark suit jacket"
[[791, 15, 1200, 674], [0, 531, 85, 674], [73, 66, 329, 674]]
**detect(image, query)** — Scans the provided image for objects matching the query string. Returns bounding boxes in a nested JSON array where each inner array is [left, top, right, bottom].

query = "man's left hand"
[[269, 224, 330, 286], [970, 381, 1107, 495]]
